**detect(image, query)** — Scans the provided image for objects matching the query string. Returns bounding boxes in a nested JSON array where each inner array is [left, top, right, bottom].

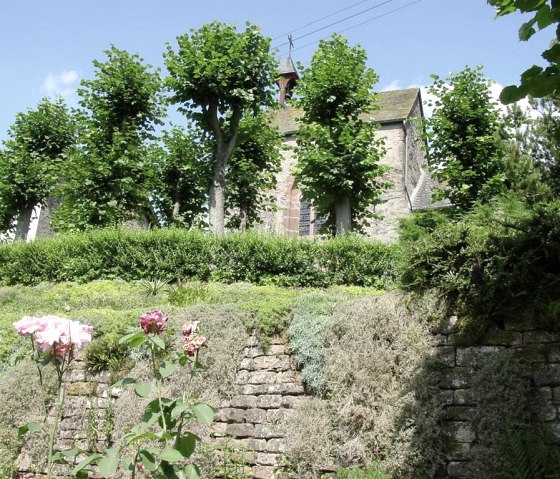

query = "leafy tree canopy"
[[164, 21, 278, 234], [0, 97, 75, 233], [489, 0, 560, 102], [294, 34, 387, 235], [424, 66, 506, 211], [53, 47, 163, 232]]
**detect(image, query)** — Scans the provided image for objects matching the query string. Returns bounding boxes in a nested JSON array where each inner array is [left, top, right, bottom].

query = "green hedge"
[[0, 229, 397, 287]]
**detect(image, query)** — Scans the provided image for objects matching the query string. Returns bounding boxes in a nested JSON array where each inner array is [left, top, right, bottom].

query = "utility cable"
[[272, 0, 378, 41], [277, 0, 423, 57], [271, 0, 393, 49]]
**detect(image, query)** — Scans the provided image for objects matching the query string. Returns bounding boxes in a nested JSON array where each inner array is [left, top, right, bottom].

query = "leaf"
[[184, 464, 201, 479], [500, 85, 526, 104], [72, 453, 103, 475], [98, 449, 120, 478], [150, 334, 166, 350], [134, 382, 152, 397], [519, 19, 537, 40], [119, 331, 145, 346], [192, 403, 215, 425], [176, 433, 197, 459], [139, 449, 158, 472], [171, 400, 190, 419], [159, 360, 177, 379], [18, 421, 42, 436], [111, 377, 136, 389], [160, 448, 184, 463]]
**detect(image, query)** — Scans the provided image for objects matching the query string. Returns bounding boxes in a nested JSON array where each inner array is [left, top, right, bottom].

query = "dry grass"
[[285, 292, 445, 478]]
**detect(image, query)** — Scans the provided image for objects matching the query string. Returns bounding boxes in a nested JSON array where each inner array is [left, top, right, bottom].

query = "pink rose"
[[13, 316, 48, 336], [182, 321, 199, 338], [182, 321, 207, 356], [140, 310, 169, 335]]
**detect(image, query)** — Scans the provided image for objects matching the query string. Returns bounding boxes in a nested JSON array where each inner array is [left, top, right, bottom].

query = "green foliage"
[[489, 1, 560, 101], [53, 46, 163, 231], [424, 66, 505, 211], [332, 463, 391, 479], [0, 98, 75, 233], [399, 198, 560, 341], [152, 125, 211, 227], [0, 229, 395, 288], [226, 112, 282, 231], [288, 293, 344, 394], [294, 34, 387, 235], [168, 282, 209, 307], [165, 21, 277, 234]]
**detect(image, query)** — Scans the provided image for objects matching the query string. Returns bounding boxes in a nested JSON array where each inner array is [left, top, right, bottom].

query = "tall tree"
[[0, 98, 75, 238], [164, 21, 277, 235], [152, 125, 211, 227], [294, 34, 387, 236], [488, 0, 560, 102], [424, 66, 505, 211], [226, 112, 282, 231], [53, 46, 163, 232]]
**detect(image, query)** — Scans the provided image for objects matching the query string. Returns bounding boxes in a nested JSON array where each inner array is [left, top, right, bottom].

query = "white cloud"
[[380, 79, 402, 92], [41, 70, 79, 102]]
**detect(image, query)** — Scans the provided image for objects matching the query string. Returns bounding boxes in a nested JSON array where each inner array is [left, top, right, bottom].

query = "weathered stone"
[[246, 336, 260, 347], [553, 386, 560, 403], [444, 441, 471, 461], [437, 346, 456, 367], [235, 370, 252, 384], [456, 346, 504, 366], [269, 336, 287, 345], [239, 384, 270, 395], [249, 371, 278, 385], [534, 364, 560, 387], [239, 358, 254, 370], [443, 422, 474, 443], [266, 439, 287, 453], [256, 452, 280, 466], [453, 389, 476, 406], [256, 395, 283, 409], [433, 334, 448, 346], [447, 461, 470, 478], [66, 381, 98, 396], [539, 387, 553, 401], [441, 406, 473, 422], [227, 423, 255, 438], [524, 331, 560, 345], [539, 404, 557, 422], [481, 329, 522, 346], [548, 343, 560, 363], [441, 389, 454, 405], [243, 347, 264, 359], [267, 408, 293, 423], [549, 421, 560, 444], [268, 345, 286, 355], [211, 422, 228, 437], [216, 408, 246, 423], [245, 408, 268, 424], [504, 316, 538, 332], [277, 371, 300, 383], [511, 344, 548, 364], [253, 355, 291, 371], [282, 395, 303, 408], [440, 368, 471, 389], [252, 465, 276, 479], [230, 395, 258, 409], [255, 424, 284, 439], [439, 316, 459, 335]]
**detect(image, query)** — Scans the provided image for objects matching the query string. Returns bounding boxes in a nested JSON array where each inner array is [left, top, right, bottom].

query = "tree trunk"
[[208, 153, 226, 235], [334, 195, 351, 236], [172, 178, 183, 221], [14, 204, 35, 241], [238, 204, 248, 232]]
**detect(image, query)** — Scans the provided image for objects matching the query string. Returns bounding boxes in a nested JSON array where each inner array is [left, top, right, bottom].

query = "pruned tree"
[[226, 112, 282, 231], [164, 21, 278, 235], [152, 125, 211, 227], [53, 46, 164, 232], [0, 98, 75, 238], [424, 66, 506, 211], [294, 34, 387, 236]]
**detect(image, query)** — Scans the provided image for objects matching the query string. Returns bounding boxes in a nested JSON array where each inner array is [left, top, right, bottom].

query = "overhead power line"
[[272, 0, 380, 41], [271, 0, 394, 50], [277, 0, 424, 57]]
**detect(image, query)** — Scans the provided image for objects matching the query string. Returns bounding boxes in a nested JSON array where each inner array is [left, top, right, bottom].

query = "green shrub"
[[0, 229, 395, 288], [333, 463, 391, 479], [399, 198, 560, 342]]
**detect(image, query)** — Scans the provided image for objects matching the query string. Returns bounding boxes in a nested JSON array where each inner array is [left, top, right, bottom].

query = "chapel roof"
[[271, 87, 421, 135]]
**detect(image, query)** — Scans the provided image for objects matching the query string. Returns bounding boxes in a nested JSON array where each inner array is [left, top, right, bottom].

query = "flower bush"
[[13, 315, 93, 479]]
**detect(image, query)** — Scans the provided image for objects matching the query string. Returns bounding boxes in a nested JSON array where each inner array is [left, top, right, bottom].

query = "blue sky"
[[0, 0, 553, 141]]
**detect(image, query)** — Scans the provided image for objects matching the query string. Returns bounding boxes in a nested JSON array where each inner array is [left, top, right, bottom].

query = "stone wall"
[[17, 323, 560, 479], [434, 317, 560, 479]]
